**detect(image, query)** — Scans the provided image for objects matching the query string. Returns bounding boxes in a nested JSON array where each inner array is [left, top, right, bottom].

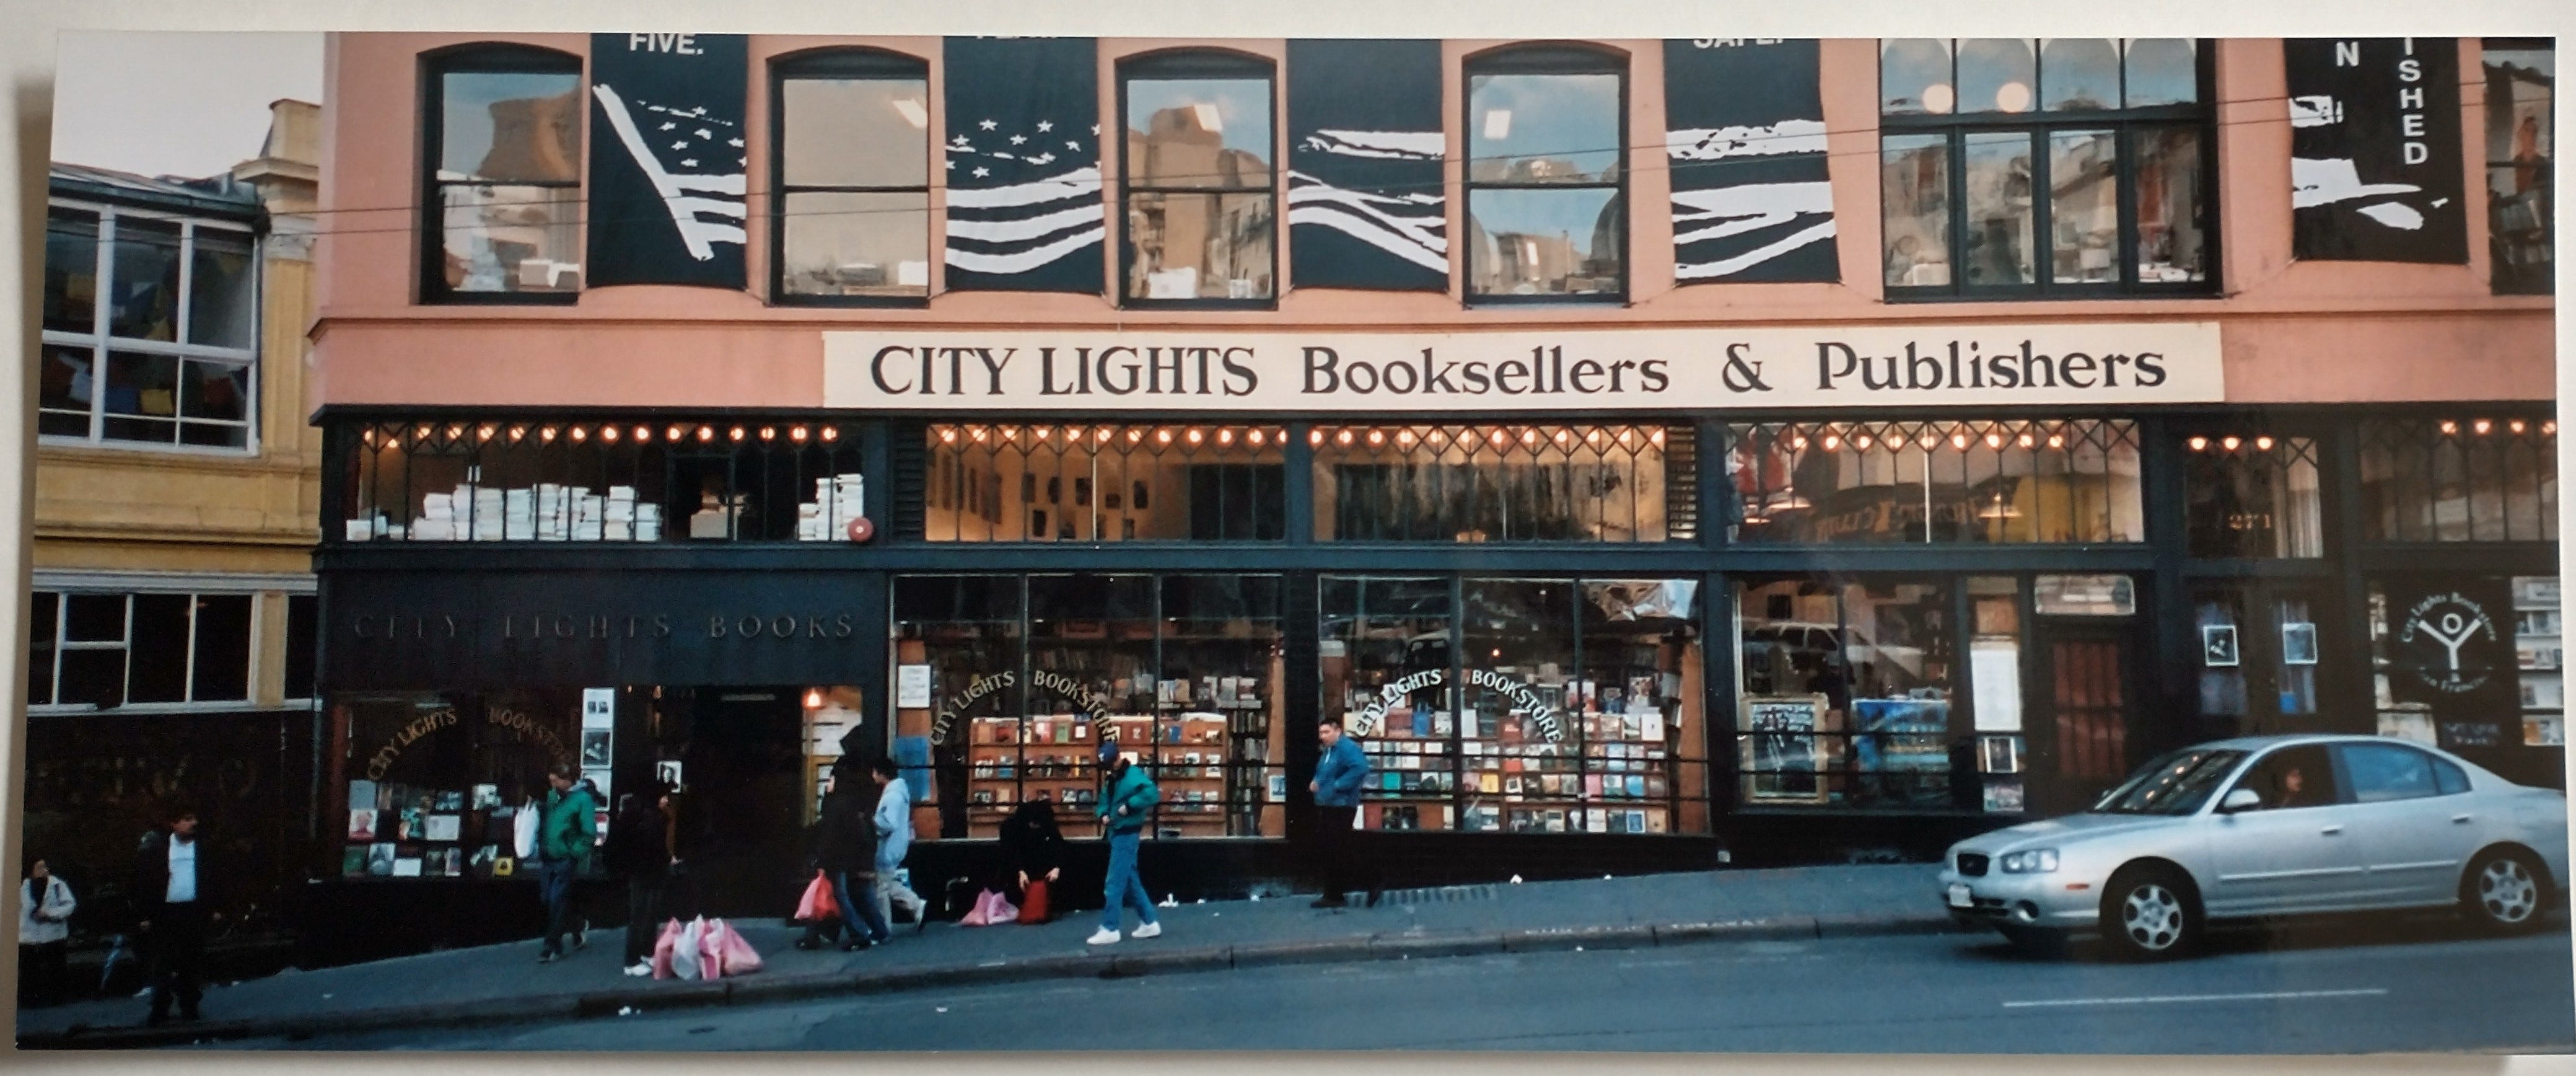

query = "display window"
[[2369, 574, 2562, 785], [331, 689, 590, 881], [1728, 420, 2144, 544], [1320, 575, 1707, 834], [894, 573, 1286, 839]]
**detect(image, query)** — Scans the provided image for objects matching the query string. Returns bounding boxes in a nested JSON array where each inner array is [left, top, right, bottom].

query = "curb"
[[19, 911, 1966, 1049]]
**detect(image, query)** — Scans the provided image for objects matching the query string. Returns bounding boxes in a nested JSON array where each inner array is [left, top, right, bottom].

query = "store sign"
[[823, 323, 2222, 413], [1351, 668, 1566, 743], [2383, 576, 2518, 754], [2283, 38, 2469, 263]]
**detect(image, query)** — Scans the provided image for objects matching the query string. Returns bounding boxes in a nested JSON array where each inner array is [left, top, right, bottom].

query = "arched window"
[[771, 49, 932, 305], [420, 44, 584, 303], [1118, 51, 1277, 307], [1463, 45, 1626, 304]]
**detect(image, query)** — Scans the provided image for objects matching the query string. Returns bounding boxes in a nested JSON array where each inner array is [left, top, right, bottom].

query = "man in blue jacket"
[[1308, 717, 1377, 908]]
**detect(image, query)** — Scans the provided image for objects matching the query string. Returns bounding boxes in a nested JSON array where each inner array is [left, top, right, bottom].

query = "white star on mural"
[[972, 165, 989, 177], [1090, 123, 1100, 135], [659, 121, 677, 131], [1010, 134, 1027, 145], [1066, 140, 1082, 151], [681, 158, 698, 167], [1036, 120, 1054, 132], [979, 119, 999, 131], [670, 141, 687, 150], [695, 128, 713, 139], [729, 138, 744, 148], [952, 134, 971, 146]]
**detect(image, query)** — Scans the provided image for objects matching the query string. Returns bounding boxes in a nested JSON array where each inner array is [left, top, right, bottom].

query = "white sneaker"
[[1086, 928, 1121, 945], [1130, 922, 1162, 940], [624, 961, 652, 977]]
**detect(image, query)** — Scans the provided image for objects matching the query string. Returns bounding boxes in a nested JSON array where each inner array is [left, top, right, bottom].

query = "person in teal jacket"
[[1087, 736, 1163, 945], [535, 763, 599, 964]]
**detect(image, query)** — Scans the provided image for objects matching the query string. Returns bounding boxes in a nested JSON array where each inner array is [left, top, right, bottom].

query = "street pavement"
[[237, 915, 2576, 1054]]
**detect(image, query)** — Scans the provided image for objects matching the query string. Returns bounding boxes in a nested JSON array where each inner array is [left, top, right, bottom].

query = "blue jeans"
[[538, 860, 579, 955], [1100, 831, 1157, 933], [835, 870, 892, 944]]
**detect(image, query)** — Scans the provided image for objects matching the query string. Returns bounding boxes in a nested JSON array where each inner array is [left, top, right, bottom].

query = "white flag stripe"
[[1675, 219, 1838, 280], [1671, 181, 1835, 221], [591, 82, 746, 262], [943, 225, 1106, 275], [1303, 129, 1445, 161], [671, 174, 748, 196], [1286, 177, 1447, 253], [944, 203, 1106, 244], [1665, 120, 1829, 161], [1289, 206, 1451, 271], [2290, 156, 2422, 210], [947, 167, 1105, 209], [1675, 210, 1813, 247]]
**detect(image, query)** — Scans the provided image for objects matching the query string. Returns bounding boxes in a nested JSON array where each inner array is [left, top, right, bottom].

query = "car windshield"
[[2090, 748, 2249, 815]]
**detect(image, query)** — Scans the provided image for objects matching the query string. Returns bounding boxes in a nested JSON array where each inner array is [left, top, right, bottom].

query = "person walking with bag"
[[1308, 717, 1378, 908], [607, 785, 674, 976], [869, 757, 930, 931], [796, 762, 891, 951], [1087, 737, 1162, 946], [999, 793, 1065, 924], [131, 808, 219, 1026], [18, 857, 76, 1008], [535, 764, 598, 964]]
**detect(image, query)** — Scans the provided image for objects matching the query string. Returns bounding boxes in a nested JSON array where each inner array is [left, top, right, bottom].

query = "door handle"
[[2453, 814, 2474, 824], [2320, 825, 2344, 836]]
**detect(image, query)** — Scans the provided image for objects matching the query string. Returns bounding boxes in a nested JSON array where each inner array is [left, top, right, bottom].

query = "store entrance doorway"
[[660, 687, 807, 919], [2030, 626, 2138, 814]]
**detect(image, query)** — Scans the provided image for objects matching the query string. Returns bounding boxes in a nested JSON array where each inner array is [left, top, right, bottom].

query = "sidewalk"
[[17, 863, 1949, 1049]]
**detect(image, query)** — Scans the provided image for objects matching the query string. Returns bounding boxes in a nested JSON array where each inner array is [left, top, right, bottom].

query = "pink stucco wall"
[[310, 34, 2553, 410]]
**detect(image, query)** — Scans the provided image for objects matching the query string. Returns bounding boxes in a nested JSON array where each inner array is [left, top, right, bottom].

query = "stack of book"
[[796, 474, 865, 540]]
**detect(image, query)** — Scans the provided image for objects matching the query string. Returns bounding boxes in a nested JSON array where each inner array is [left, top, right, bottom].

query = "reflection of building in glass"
[[1128, 104, 1274, 299]]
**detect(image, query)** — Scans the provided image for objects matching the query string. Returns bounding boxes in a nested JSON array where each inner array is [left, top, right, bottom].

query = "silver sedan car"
[[1939, 734, 2570, 959]]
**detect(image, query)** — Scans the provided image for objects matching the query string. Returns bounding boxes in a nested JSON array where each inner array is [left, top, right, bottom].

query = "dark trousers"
[[800, 870, 891, 946], [18, 940, 67, 1008], [538, 859, 579, 955], [625, 873, 667, 965], [1316, 805, 1371, 901], [144, 902, 209, 1019]]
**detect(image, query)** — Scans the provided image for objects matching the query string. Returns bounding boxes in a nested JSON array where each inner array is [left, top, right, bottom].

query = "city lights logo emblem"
[[2399, 592, 2500, 695]]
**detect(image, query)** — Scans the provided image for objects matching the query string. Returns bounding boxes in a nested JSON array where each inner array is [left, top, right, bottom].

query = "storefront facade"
[[303, 33, 2556, 955]]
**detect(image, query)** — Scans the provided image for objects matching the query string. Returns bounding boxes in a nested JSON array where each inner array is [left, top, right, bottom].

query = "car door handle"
[[2453, 814, 2474, 824], [2320, 825, 2344, 836]]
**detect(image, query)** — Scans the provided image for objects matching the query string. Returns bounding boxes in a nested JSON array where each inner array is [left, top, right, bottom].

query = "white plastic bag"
[[513, 798, 540, 860], [670, 917, 704, 981]]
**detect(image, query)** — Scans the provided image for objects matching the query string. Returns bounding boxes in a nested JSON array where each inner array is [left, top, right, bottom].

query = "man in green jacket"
[[536, 763, 598, 964], [1087, 736, 1163, 946]]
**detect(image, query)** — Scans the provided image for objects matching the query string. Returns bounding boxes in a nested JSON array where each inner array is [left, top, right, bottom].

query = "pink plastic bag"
[[959, 889, 1018, 927], [714, 918, 763, 975], [651, 918, 685, 979], [794, 871, 834, 923], [695, 917, 724, 981]]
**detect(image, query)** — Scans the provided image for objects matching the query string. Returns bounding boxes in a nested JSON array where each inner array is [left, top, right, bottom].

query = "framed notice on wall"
[[1739, 694, 1829, 805]]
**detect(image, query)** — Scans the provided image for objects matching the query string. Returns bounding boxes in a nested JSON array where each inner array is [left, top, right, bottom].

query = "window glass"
[[107, 218, 183, 342], [1737, 579, 1954, 809], [2484, 43, 2553, 294], [895, 575, 1028, 838], [2228, 745, 2335, 809], [336, 690, 579, 880], [2122, 38, 2200, 107], [1962, 132, 2035, 286], [437, 185, 582, 294], [925, 423, 1286, 542], [1966, 577, 2026, 813], [186, 229, 256, 349], [2135, 126, 2208, 283], [2340, 743, 2441, 803], [1955, 38, 2037, 114], [439, 71, 582, 183], [2512, 575, 2562, 752], [2049, 129, 2118, 284], [2276, 596, 2320, 716], [128, 594, 192, 703], [103, 351, 180, 444], [1880, 39, 1954, 115], [2433, 756, 2471, 795], [1467, 188, 1623, 298], [1126, 190, 1276, 301], [58, 647, 126, 710], [38, 345, 95, 438], [1316, 424, 1692, 542], [44, 207, 97, 335], [1127, 77, 1273, 187], [191, 594, 253, 702], [1468, 72, 1620, 183], [286, 594, 319, 700], [26, 592, 58, 707], [2184, 434, 2323, 558], [2359, 418, 2557, 542], [1730, 420, 2145, 544], [64, 594, 126, 642], [2041, 38, 2120, 110], [781, 76, 929, 188], [2095, 747, 2245, 815], [1881, 134, 1952, 287], [779, 191, 932, 299]]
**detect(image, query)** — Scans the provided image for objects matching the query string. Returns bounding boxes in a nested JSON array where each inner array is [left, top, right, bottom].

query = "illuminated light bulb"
[[1616, 428, 1635, 446], [1308, 429, 1325, 446], [602, 426, 620, 443], [804, 688, 824, 709], [821, 427, 839, 442], [570, 426, 589, 442], [667, 425, 686, 441], [2511, 420, 2528, 434], [696, 426, 715, 443], [1792, 436, 1809, 451], [1248, 430, 1266, 446], [447, 425, 466, 439], [759, 426, 776, 442], [1186, 428, 1204, 446], [1922, 82, 1955, 114], [1217, 428, 1235, 446], [1427, 429, 1448, 446], [1650, 429, 1667, 449], [1919, 432, 1938, 449], [2440, 420, 2459, 435], [939, 427, 958, 444], [1994, 79, 2032, 113], [1984, 432, 2004, 449], [1157, 428, 1176, 446], [1489, 429, 1510, 448], [2221, 436, 2241, 451], [1126, 428, 1146, 444], [791, 426, 810, 443], [2018, 433, 2035, 449], [509, 426, 529, 443], [1950, 433, 1969, 449], [1031, 425, 1052, 442], [2048, 435, 2064, 449], [1554, 429, 1574, 446], [1520, 429, 1540, 447], [1367, 430, 1387, 447], [968, 426, 988, 444], [1095, 427, 1113, 443], [540, 426, 559, 443], [2188, 436, 2209, 452], [361, 429, 377, 446], [416, 424, 434, 438], [2544, 421, 2557, 436], [1854, 434, 1873, 450], [1585, 429, 1606, 446], [2474, 419, 2494, 435], [633, 426, 649, 441], [729, 426, 747, 443], [2255, 436, 2274, 451], [1396, 430, 1416, 446], [1823, 434, 1842, 451]]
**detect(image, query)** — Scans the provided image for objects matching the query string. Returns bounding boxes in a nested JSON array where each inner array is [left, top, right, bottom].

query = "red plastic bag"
[[1019, 878, 1049, 924], [794, 871, 835, 922]]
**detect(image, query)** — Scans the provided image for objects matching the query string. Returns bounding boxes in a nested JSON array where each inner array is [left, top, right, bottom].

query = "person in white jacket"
[[19, 857, 77, 1007], [869, 757, 929, 931]]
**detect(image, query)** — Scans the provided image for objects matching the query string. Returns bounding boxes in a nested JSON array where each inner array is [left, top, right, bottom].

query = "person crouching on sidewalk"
[[1087, 737, 1162, 946]]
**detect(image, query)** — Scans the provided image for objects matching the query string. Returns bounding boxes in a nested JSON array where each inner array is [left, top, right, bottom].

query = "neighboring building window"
[[773, 50, 932, 304], [1313, 424, 1694, 542], [1120, 53, 1276, 306], [1728, 419, 2144, 544], [1879, 38, 2212, 298], [25, 590, 255, 710], [922, 423, 1286, 542], [2357, 417, 2557, 542], [40, 201, 258, 449], [285, 593, 320, 701], [1465, 46, 1626, 303], [2484, 39, 2554, 295], [341, 417, 865, 542], [2181, 433, 2324, 558], [423, 46, 584, 301]]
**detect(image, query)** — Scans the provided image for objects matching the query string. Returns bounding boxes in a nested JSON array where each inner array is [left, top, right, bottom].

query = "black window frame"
[[2482, 37, 2554, 296], [1116, 49, 1281, 311], [1878, 38, 2220, 302], [769, 47, 935, 309], [418, 43, 586, 307], [1462, 43, 1630, 308]]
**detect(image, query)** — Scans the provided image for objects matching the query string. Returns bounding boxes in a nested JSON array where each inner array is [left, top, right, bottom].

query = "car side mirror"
[[2218, 788, 2263, 814]]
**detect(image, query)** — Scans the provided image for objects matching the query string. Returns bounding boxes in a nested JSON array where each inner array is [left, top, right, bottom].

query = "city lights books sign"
[[824, 322, 2222, 412]]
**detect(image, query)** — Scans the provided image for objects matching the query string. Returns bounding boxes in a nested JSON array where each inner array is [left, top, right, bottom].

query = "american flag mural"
[[942, 37, 1106, 294], [585, 33, 750, 289], [1662, 40, 1838, 284], [1286, 39, 1448, 291]]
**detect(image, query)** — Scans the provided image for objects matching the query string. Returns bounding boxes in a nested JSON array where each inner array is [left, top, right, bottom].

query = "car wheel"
[[2100, 865, 2199, 961], [2461, 849, 2548, 934]]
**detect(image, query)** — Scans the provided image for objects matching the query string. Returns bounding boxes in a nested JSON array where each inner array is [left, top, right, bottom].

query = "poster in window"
[[471, 784, 501, 811], [347, 809, 377, 843], [392, 857, 423, 878], [2202, 625, 2241, 668], [1738, 694, 1828, 803], [2523, 716, 2565, 747], [2280, 622, 2320, 666], [581, 687, 616, 728], [580, 729, 615, 769], [2283, 38, 2468, 263], [2381, 576, 2517, 719], [423, 814, 461, 842], [584, 33, 750, 289], [1285, 39, 1447, 291], [366, 842, 396, 876]]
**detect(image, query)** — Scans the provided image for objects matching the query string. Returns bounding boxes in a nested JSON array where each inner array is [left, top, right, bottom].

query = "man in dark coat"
[[605, 784, 675, 975], [131, 808, 219, 1026], [797, 764, 890, 951]]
